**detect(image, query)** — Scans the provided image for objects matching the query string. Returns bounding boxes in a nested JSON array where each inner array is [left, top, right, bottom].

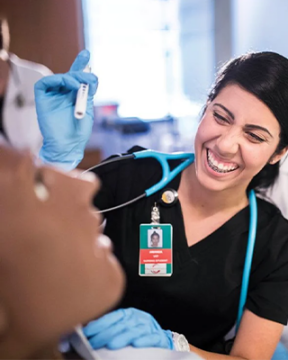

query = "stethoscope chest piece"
[[160, 188, 178, 206]]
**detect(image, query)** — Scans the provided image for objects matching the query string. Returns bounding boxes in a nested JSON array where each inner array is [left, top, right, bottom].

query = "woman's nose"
[[215, 130, 240, 157]]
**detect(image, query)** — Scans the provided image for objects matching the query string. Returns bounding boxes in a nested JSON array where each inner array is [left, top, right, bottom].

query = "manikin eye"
[[34, 170, 50, 202]]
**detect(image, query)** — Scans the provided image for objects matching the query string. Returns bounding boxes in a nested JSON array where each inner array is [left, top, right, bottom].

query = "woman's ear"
[[269, 147, 288, 165]]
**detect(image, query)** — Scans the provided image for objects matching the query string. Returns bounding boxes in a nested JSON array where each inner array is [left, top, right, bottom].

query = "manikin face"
[[0, 146, 125, 358], [151, 234, 160, 247], [193, 84, 286, 193]]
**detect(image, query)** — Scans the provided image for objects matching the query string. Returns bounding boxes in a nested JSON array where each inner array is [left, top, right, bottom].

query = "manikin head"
[[0, 145, 125, 359]]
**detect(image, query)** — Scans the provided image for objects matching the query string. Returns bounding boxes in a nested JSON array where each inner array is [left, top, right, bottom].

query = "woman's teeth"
[[207, 150, 238, 173]]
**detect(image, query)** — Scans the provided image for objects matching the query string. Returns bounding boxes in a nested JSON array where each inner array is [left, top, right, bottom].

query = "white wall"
[[232, 0, 288, 57]]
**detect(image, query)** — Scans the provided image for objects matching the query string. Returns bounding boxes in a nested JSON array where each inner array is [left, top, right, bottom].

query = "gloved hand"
[[82, 308, 174, 350], [35, 49, 98, 171]]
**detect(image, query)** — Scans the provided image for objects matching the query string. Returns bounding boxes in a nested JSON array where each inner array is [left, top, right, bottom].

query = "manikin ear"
[[269, 147, 288, 165]]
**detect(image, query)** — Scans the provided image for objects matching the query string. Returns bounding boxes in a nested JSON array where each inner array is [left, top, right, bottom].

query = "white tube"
[[74, 65, 91, 119]]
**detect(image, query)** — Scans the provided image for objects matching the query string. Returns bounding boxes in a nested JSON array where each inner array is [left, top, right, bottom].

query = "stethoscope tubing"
[[81, 150, 194, 205], [236, 189, 257, 332]]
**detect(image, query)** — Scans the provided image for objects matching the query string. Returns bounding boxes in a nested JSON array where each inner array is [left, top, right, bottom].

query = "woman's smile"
[[206, 149, 239, 174]]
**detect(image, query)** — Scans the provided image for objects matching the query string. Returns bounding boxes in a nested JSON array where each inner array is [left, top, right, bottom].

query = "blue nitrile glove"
[[82, 308, 174, 350], [35, 49, 98, 171]]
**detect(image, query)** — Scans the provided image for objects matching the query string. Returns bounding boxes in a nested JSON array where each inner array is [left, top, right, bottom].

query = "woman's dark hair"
[[206, 52, 288, 193], [151, 231, 160, 239]]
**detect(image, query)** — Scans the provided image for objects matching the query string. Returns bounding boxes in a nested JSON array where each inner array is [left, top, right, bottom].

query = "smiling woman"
[[205, 52, 288, 193], [36, 50, 288, 360], [193, 83, 286, 194]]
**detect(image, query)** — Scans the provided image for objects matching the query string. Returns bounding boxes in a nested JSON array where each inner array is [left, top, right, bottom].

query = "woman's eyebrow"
[[214, 103, 235, 119], [214, 103, 273, 138], [245, 124, 273, 138]]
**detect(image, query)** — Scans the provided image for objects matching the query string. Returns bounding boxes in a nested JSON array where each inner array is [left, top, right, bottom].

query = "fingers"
[[86, 312, 145, 349], [83, 309, 125, 337], [70, 49, 90, 71], [83, 307, 166, 350], [35, 73, 98, 96], [106, 326, 149, 350], [34, 74, 80, 94], [88, 322, 127, 349], [88, 77, 99, 97], [132, 333, 163, 348], [69, 71, 98, 96]]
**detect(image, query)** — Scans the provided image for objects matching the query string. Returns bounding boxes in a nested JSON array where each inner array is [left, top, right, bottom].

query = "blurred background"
[[1, 0, 288, 168]]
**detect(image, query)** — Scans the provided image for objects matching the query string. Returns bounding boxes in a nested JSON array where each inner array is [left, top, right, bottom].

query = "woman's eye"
[[247, 132, 265, 143], [213, 111, 229, 124]]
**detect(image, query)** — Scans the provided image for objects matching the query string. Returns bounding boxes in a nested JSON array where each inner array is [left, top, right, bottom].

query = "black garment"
[[0, 96, 5, 137], [93, 146, 288, 352]]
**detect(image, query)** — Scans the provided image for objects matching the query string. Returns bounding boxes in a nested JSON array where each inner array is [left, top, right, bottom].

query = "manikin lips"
[[207, 149, 239, 173]]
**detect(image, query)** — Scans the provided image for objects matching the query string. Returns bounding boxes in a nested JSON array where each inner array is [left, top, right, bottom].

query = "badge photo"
[[139, 224, 173, 277]]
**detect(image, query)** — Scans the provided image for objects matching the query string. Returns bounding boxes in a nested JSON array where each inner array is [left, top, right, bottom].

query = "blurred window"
[[82, 0, 184, 119], [82, 0, 214, 154]]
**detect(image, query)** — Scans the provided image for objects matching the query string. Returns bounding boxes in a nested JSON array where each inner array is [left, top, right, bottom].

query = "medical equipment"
[[82, 150, 194, 213], [82, 149, 258, 333], [75, 65, 91, 119], [236, 189, 257, 332]]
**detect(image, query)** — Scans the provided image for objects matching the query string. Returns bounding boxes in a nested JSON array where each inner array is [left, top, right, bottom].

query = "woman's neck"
[[179, 163, 249, 217]]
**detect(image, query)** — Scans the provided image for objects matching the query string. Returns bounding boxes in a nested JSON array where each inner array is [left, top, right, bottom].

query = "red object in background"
[[94, 102, 119, 123]]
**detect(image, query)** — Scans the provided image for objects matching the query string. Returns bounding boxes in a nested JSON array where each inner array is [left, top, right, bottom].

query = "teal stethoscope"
[[83, 149, 257, 334]]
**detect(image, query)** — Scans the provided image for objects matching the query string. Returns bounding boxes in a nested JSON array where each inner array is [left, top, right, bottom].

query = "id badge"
[[139, 224, 173, 277]]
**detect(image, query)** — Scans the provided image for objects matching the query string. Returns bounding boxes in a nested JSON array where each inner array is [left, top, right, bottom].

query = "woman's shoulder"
[[256, 196, 288, 247], [257, 196, 288, 223], [247, 197, 288, 325]]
